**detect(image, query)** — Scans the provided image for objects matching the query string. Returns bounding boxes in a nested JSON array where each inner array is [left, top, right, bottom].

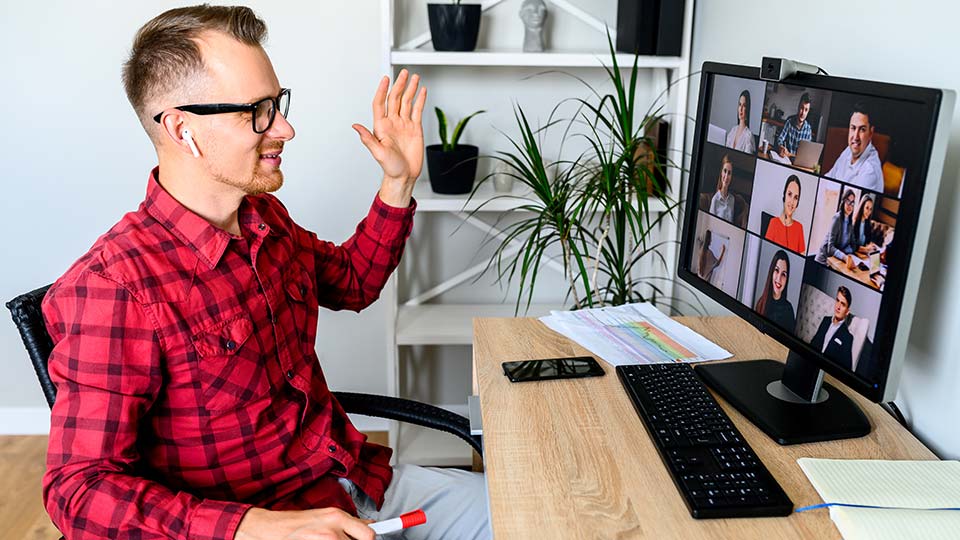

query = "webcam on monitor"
[[760, 56, 823, 81]]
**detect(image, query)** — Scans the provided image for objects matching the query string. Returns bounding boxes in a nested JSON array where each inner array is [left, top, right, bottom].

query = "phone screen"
[[501, 356, 605, 382]]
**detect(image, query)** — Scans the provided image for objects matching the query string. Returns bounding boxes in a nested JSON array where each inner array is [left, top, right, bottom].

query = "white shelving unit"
[[381, 0, 694, 466]]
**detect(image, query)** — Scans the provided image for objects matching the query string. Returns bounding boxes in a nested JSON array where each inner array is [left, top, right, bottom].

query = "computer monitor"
[[679, 62, 955, 444]]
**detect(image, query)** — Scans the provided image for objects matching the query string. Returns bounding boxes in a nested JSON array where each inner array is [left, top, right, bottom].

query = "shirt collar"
[[142, 167, 234, 270]]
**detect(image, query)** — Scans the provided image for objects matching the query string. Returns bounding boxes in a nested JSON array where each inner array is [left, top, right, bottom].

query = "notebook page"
[[797, 458, 960, 509]]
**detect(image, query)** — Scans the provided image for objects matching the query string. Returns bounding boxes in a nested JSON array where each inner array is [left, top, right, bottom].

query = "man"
[[809, 286, 855, 369], [41, 6, 489, 540], [775, 92, 813, 159], [825, 104, 884, 193]]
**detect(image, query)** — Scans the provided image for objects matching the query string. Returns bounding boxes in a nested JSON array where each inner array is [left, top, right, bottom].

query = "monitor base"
[[696, 359, 871, 445]]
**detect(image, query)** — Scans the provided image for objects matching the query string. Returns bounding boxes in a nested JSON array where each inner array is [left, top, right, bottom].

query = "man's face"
[[187, 31, 296, 195], [798, 101, 811, 124], [848, 112, 873, 159], [833, 292, 850, 323]]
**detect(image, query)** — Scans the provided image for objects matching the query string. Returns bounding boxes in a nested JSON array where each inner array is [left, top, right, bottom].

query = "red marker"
[[369, 509, 427, 535]]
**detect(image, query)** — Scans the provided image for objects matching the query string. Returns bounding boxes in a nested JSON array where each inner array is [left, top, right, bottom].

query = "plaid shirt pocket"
[[192, 314, 271, 411]]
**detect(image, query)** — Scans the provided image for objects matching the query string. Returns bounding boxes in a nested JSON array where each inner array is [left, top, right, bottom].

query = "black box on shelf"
[[615, 0, 685, 57]]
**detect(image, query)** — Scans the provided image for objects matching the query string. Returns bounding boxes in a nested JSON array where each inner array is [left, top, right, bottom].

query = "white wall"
[[688, 0, 960, 459]]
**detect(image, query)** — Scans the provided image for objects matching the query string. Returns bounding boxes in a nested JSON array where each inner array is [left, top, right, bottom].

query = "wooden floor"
[[0, 432, 390, 538], [0, 436, 60, 539]]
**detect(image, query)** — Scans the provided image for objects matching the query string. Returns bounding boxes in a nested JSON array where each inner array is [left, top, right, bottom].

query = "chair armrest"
[[6, 284, 56, 408], [333, 391, 482, 456]]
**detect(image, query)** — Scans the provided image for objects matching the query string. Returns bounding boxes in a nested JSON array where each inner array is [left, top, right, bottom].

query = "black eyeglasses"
[[153, 88, 291, 134]]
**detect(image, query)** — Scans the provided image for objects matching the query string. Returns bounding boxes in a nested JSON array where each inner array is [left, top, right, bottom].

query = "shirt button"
[[258, 223, 266, 231], [225, 340, 236, 350], [286, 370, 294, 379], [328, 444, 337, 453], [299, 285, 307, 296]]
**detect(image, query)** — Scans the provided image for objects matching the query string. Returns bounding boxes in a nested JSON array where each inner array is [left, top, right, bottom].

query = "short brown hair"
[[122, 4, 267, 131]]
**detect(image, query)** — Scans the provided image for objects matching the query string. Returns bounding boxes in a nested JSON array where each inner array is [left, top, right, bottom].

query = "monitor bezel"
[[679, 61, 945, 403]]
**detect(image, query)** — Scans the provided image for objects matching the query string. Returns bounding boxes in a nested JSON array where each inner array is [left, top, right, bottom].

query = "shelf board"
[[413, 180, 535, 212], [395, 422, 474, 467], [392, 49, 683, 69], [397, 303, 563, 345], [413, 181, 670, 214]]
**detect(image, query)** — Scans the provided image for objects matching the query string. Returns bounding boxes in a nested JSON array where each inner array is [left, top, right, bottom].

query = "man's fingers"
[[387, 69, 408, 117], [412, 87, 427, 124], [352, 124, 384, 160], [372, 76, 389, 118], [399, 73, 420, 119]]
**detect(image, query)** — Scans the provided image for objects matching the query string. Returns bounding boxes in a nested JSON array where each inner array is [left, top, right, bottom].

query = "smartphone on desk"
[[502, 356, 605, 382]]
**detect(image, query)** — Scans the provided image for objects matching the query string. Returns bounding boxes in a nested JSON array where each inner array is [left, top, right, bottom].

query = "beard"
[[211, 145, 285, 195], [214, 168, 284, 195]]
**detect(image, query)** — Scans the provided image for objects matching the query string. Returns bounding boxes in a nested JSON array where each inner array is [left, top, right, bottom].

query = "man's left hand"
[[353, 69, 426, 203]]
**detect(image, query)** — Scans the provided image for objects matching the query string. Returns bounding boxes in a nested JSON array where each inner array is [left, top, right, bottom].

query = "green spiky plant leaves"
[[469, 33, 700, 315], [436, 107, 486, 152]]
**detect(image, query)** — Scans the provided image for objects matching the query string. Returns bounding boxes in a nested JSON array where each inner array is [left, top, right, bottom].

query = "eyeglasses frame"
[[152, 88, 291, 134]]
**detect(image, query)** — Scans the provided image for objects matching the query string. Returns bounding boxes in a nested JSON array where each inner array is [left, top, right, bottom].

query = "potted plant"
[[428, 1, 482, 52], [469, 35, 700, 314], [427, 107, 485, 194]]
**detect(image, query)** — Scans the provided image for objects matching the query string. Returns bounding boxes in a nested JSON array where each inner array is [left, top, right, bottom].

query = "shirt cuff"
[[187, 499, 253, 540], [368, 194, 417, 243]]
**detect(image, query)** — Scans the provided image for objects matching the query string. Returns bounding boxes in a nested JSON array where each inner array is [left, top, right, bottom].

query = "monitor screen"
[[679, 63, 949, 403]]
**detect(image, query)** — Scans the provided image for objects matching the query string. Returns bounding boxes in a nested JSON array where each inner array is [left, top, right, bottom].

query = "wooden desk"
[[472, 316, 935, 539], [826, 251, 885, 291]]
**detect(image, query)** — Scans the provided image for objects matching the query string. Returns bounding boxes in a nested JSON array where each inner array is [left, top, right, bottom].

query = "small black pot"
[[426, 144, 478, 194], [427, 3, 481, 52]]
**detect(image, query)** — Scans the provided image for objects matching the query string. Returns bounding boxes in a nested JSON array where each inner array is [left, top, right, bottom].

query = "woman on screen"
[[709, 155, 735, 221], [816, 188, 857, 266], [697, 229, 726, 283], [764, 175, 806, 253], [754, 249, 796, 330], [725, 90, 756, 154], [852, 194, 879, 251]]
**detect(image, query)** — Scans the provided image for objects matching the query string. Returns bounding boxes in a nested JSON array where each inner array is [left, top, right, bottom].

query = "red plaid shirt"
[[41, 168, 415, 540]]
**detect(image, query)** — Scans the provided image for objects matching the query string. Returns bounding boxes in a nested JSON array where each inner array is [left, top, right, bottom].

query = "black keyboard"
[[617, 363, 793, 518]]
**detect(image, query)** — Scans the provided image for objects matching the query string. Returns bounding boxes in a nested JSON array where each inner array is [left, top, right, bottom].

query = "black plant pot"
[[426, 144, 478, 194], [427, 3, 481, 52]]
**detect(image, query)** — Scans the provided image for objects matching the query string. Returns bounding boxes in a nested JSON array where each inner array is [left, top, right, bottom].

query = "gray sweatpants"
[[340, 464, 492, 539]]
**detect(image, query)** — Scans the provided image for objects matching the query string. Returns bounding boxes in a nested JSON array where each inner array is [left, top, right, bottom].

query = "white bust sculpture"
[[519, 0, 547, 52]]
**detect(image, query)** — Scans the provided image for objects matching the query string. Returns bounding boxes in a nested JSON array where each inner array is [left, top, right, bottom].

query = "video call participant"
[[825, 103, 884, 193], [709, 155, 735, 221], [754, 249, 796, 330], [852, 194, 880, 251], [775, 92, 813, 159], [816, 188, 858, 268], [764, 174, 806, 253], [697, 229, 726, 283], [809, 286, 855, 369], [726, 90, 757, 153]]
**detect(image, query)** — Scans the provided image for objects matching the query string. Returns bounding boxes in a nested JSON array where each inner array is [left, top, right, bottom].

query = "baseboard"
[[0, 407, 50, 435], [0, 408, 386, 436]]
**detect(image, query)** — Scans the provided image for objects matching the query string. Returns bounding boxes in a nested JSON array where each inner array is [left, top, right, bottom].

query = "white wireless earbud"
[[181, 129, 200, 158]]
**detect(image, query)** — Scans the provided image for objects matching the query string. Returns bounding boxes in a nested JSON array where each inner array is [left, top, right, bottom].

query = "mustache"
[[259, 144, 284, 153]]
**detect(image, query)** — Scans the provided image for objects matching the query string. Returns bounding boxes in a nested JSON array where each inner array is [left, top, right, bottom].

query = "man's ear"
[[159, 112, 199, 157]]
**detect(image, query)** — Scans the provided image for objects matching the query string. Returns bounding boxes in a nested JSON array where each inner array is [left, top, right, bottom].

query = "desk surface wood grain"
[[473, 316, 935, 540]]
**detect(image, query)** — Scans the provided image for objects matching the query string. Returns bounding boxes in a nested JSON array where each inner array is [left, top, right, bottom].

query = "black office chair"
[[7, 284, 482, 455]]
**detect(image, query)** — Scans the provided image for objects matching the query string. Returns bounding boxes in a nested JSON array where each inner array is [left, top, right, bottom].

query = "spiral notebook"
[[797, 458, 960, 540]]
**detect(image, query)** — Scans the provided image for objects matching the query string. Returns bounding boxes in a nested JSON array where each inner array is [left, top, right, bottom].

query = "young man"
[[776, 92, 813, 159], [41, 6, 489, 540], [825, 104, 884, 193], [809, 286, 855, 369]]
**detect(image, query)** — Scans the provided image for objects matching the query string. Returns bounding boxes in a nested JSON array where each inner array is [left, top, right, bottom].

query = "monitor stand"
[[695, 352, 871, 445]]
